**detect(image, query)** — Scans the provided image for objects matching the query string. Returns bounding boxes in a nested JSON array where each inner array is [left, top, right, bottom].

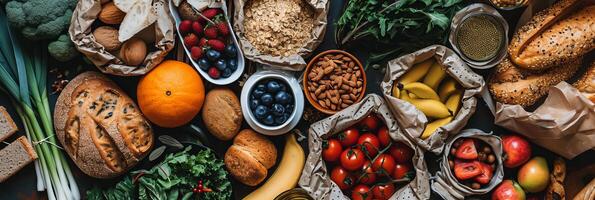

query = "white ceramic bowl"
[[168, 0, 245, 85], [240, 71, 304, 136]]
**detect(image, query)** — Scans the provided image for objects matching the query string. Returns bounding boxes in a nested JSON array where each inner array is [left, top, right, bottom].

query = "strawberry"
[[192, 21, 203, 35], [199, 38, 208, 47], [207, 39, 225, 51], [204, 26, 218, 39], [183, 33, 199, 47], [191, 46, 203, 60], [179, 20, 192, 34], [202, 8, 221, 19], [215, 22, 229, 36], [208, 67, 220, 79]]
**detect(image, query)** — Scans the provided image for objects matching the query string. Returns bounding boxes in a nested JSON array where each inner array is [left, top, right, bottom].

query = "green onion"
[[0, 9, 79, 200]]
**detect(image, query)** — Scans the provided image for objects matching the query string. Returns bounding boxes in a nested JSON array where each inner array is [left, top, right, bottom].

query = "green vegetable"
[[48, 34, 78, 62], [87, 147, 232, 200], [0, 8, 79, 200], [335, 0, 465, 68], [3, 0, 78, 61]]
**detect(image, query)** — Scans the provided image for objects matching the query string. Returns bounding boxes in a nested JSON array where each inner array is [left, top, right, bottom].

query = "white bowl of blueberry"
[[240, 71, 304, 135]]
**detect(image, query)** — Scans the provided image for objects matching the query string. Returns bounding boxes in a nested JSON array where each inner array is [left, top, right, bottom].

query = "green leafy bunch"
[[87, 147, 233, 200]]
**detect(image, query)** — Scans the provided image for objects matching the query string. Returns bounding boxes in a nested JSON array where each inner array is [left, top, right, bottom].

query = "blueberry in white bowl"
[[249, 78, 294, 126]]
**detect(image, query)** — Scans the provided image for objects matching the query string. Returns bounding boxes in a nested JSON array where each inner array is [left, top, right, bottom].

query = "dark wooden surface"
[[0, 0, 594, 199]]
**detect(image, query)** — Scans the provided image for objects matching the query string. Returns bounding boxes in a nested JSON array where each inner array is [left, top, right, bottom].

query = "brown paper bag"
[[432, 129, 504, 200], [298, 94, 431, 200], [381, 45, 485, 154], [232, 0, 328, 71], [69, 0, 175, 76]]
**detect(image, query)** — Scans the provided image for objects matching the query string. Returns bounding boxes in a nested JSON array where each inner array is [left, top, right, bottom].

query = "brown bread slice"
[[0, 136, 38, 182], [0, 106, 18, 143]]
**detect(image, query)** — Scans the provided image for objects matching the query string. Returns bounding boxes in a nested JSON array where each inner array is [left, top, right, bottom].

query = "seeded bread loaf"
[[54, 72, 154, 178], [0, 106, 18, 143], [224, 129, 277, 186], [202, 88, 243, 141], [0, 136, 37, 182], [574, 61, 595, 103]]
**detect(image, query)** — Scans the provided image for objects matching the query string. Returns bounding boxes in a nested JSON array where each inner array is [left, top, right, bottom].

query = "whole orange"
[[137, 60, 205, 128]]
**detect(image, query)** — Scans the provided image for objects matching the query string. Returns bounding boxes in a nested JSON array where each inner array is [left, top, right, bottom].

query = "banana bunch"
[[391, 58, 463, 140]]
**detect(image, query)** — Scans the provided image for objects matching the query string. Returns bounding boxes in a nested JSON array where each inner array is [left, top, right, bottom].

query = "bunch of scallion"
[[0, 9, 79, 200]]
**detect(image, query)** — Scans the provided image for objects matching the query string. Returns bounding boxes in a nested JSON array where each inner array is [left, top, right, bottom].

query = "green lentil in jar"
[[456, 14, 504, 62]]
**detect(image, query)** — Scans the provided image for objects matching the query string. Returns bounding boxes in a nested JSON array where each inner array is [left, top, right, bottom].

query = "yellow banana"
[[421, 117, 453, 139], [445, 90, 463, 116], [399, 59, 434, 84], [391, 82, 401, 98], [403, 82, 440, 100], [244, 133, 305, 200], [407, 98, 451, 118], [400, 89, 411, 101], [423, 62, 447, 90], [409, 92, 418, 99], [438, 78, 458, 102]]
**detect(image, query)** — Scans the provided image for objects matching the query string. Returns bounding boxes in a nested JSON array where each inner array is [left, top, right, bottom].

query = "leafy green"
[[335, 0, 465, 68], [87, 147, 232, 200]]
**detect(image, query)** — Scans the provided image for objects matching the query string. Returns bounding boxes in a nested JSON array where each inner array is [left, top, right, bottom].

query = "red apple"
[[492, 180, 526, 200], [502, 135, 531, 168]]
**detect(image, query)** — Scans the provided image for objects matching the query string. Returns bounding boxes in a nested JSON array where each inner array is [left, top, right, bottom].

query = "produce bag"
[[232, 0, 328, 71], [381, 45, 485, 154], [432, 129, 504, 200], [298, 94, 431, 200], [69, 0, 175, 76]]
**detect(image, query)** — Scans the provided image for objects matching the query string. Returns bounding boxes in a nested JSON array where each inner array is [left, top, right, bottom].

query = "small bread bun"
[[202, 88, 243, 141], [224, 129, 277, 186]]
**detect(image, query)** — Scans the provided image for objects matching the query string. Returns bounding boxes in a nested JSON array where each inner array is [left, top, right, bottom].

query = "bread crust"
[[54, 72, 153, 178], [574, 61, 595, 103], [202, 88, 243, 141], [224, 129, 277, 186], [508, 0, 595, 70]]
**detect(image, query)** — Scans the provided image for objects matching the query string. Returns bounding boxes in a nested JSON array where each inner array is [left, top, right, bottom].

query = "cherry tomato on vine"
[[330, 166, 354, 190], [377, 126, 391, 148], [340, 148, 366, 171], [359, 115, 380, 131], [392, 163, 412, 179], [357, 133, 380, 157], [322, 139, 343, 162], [352, 184, 372, 200], [338, 128, 359, 147], [390, 142, 414, 163], [372, 154, 395, 176], [372, 183, 396, 200], [358, 161, 376, 185]]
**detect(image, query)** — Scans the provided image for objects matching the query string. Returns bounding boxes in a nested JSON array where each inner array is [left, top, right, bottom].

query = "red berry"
[[192, 21, 203, 35], [191, 46, 203, 60], [207, 39, 225, 51], [202, 8, 220, 19], [183, 33, 199, 47], [179, 20, 192, 34], [192, 188, 198, 193], [215, 22, 229, 36], [208, 67, 220, 79], [204, 26, 218, 39], [199, 38, 208, 47]]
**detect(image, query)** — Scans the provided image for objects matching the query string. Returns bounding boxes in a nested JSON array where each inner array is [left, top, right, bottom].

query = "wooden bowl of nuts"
[[303, 50, 366, 114]]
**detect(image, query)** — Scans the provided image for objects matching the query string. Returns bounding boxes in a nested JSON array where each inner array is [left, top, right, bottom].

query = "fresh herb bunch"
[[87, 147, 232, 200], [335, 0, 465, 67]]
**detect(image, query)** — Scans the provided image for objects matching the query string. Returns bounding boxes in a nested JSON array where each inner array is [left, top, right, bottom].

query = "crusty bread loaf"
[[0, 136, 37, 182], [574, 61, 595, 103], [0, 106, 18, 143], [489, 57, 580, 107], [508, 0, 595, 70], [54, 72, 154, 178], [574, 178, 595, 200], [224, 129, 277, 186], [202, 88, 242, 141]]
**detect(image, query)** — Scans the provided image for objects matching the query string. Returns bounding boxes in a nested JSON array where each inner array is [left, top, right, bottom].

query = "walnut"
[[119, 37, 147, 66], [93, 26, 122, 52], [99, 2, 126, 25]]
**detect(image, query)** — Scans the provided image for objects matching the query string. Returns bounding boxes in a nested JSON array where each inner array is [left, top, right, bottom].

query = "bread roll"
[[508, 0, 595, 70], [202, 88, 243, 141], [54, 72, 154, 178], [225, 129, 277, 186], [574, 61, 595, 103]]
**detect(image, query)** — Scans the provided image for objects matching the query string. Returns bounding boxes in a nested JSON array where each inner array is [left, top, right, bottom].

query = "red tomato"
[[372, 154, 395, 176], [322, 139, 343, 162], [351, 185, 372, 200], [357, 133, 380, 157], [389, 142, 414, 163], [392, 163, 412, 179], [338, 128, 360, 147], [358, 161, 376, 185], [359, 115, 380, 131], [340, 148, 366, 171], [330, 166, 355, 190], [377, 126, 391, 148], [372, 183, 395, 200], [453, 159, 482, 180], [474, 162, 494, 185], [454, 139, 478, 160]]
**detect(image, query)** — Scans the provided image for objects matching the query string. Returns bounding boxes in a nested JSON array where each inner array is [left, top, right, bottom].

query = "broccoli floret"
[[48, 34, 78, 62]]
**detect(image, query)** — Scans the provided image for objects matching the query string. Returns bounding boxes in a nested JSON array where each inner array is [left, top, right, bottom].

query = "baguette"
[[574, 61, 595, 103], [508, 0, 595, 70], [0, 106, 18, 142], [0, 136, 37, 182]]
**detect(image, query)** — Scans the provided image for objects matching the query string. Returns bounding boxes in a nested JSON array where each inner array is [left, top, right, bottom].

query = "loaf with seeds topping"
[[54, 72, 153, 178], [575, 61, 595, 103]]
